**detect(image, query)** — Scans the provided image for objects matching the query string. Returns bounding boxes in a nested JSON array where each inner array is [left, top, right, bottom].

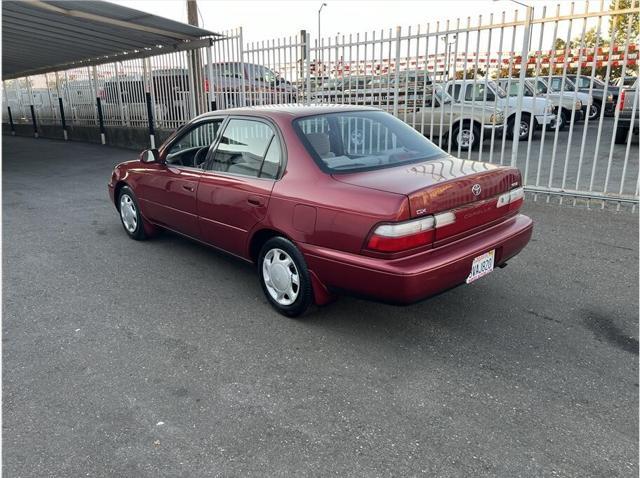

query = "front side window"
[[208, 119, 281, 178], [294, 110, 444, 173], [166, 119, 224, 167], [465, 83, 496, 102]]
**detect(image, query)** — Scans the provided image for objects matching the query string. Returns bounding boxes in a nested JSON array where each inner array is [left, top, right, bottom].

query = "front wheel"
[[118, 186, 147, 240], [258, 237, 314, 318]]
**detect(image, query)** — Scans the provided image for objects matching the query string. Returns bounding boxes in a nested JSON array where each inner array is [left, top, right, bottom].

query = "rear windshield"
[[293, 110, 444, 173]]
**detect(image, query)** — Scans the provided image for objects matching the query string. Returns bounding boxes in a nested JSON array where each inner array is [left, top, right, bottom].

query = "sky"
[[109, 0, 604, 46]]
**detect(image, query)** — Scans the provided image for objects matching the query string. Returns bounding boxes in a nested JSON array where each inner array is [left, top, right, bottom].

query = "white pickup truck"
[[497, 78, 590, 130], [445, 79, 556, 140]]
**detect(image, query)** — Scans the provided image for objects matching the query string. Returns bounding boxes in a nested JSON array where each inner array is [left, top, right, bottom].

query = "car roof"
[[195, 103, 380, 120]]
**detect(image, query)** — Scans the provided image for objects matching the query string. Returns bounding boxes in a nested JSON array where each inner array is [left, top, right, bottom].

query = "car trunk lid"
[[333, 155, 522, 243]]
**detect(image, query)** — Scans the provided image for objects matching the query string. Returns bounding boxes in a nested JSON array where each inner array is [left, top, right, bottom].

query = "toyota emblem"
[[471, 184, 482, 196]]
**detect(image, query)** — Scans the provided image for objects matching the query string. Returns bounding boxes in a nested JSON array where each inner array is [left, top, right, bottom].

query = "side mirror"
[[140, 148, 160, 163]]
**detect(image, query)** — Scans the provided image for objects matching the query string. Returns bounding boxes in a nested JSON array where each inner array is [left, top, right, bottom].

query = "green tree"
[[609, 0, 640, 46], [553, 38, 567, 50]]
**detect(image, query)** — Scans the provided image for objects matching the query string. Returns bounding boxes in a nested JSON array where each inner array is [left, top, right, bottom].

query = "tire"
[[117, 186, 147, 240], [508, 113, 536, 141], [588, 102, 601, 120], [258, 237, 313, 318], [451, 123, 481, 151], [614, 125, 630, 145], [557, 109, 568, 131]]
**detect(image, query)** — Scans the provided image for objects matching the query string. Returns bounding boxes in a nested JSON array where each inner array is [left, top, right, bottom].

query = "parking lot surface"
[[3, 136, 638, 477]]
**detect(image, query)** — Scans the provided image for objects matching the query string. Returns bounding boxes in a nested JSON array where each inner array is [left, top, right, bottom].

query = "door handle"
[[182, 184, 195, 192], [247, 196, 265, 207]]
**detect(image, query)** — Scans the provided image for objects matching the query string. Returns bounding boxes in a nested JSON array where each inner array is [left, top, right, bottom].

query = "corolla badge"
[[471, 183, 482, 196]]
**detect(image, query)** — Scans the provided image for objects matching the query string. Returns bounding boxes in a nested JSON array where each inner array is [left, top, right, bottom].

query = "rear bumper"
[[300, 214, 533, 304]]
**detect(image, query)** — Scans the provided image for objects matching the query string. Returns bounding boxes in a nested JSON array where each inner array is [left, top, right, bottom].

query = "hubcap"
[[589, 105, 598, 119], [262, 248, 300, 306], [457, 128, 474, 148], [519, 120, 529, 137], [119, 194, 138, 233]]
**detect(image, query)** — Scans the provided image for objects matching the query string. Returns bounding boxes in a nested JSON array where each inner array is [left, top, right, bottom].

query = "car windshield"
[[294, 110, 444, 173]]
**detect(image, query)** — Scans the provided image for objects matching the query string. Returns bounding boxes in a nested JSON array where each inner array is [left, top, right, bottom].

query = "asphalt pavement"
[[3, 136, 638, 477]]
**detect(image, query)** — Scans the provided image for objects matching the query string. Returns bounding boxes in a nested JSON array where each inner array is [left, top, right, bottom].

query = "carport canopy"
[[2, 0, 219, 79]]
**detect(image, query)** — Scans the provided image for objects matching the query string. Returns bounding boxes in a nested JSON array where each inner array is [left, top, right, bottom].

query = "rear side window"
[[294, 110, 444, 173], [208, 119, 281, 178]]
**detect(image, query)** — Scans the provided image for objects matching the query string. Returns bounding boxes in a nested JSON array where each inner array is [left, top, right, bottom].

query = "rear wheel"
[[588, 102, 601, 120], [451, 123, 481, 151], [258, 237, 313, 318], [509, 113, 536, 141]]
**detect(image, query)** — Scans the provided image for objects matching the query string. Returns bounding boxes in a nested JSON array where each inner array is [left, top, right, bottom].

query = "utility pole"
[[187, 0, 198, 26], [186, 0, 205, 114]]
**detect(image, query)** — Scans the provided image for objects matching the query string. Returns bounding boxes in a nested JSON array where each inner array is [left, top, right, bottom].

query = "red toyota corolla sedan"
[[109, 105, 533, 317]]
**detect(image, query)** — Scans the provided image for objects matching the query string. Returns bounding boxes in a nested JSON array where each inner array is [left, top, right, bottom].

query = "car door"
[[135, 117, 225, 238], [197, 117, 282, 257]]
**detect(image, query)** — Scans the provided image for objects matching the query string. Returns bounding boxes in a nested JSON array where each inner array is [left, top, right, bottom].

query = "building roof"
[[2, 0, 219, 79]]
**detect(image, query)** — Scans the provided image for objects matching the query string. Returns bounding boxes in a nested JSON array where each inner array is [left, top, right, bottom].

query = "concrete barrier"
[[3, 122, 175, 151]]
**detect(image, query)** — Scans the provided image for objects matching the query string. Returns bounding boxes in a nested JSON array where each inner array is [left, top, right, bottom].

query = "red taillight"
[[496, 187, 525, 212], [617, 90, 626, 112], [367, 216, 435, 252], [204, 79, 210, 93], [368, 230, 434, 252]]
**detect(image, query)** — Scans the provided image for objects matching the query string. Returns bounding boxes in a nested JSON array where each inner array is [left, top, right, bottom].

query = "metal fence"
[[3, 0, 639, 206]]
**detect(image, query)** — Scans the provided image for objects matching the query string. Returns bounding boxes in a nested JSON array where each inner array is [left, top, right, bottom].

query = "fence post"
[[7, 106, 15, 135], [393, 26, 402, 117], [304, 31, 311, 105], [239, 27, 247, 107], [510, 5, 533, 167], [30, 105, 38, 138], [89, 66, 99, 127], [114, 63, 126, 126]]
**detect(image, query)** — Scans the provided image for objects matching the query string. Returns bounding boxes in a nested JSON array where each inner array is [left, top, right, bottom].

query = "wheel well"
[[113, 181, 128, 210], [452, 119, 481, 132], [249, 228, 289, 263]]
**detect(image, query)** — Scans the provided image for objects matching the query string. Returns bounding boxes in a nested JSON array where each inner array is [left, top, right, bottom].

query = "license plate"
[[466, 250, 495, 284]]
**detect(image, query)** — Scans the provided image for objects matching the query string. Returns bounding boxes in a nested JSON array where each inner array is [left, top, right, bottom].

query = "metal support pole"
[[392, 26, 402, 117], [205, 43, 215, 111], [30, 104, 38, 138], [54, 72, 68, 140], [510, 5, 533, 167], [7, 106, 15, 135], [96, 97, 106, 144], [58, 98, 68, 140], [146, 92, 156, 149]]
